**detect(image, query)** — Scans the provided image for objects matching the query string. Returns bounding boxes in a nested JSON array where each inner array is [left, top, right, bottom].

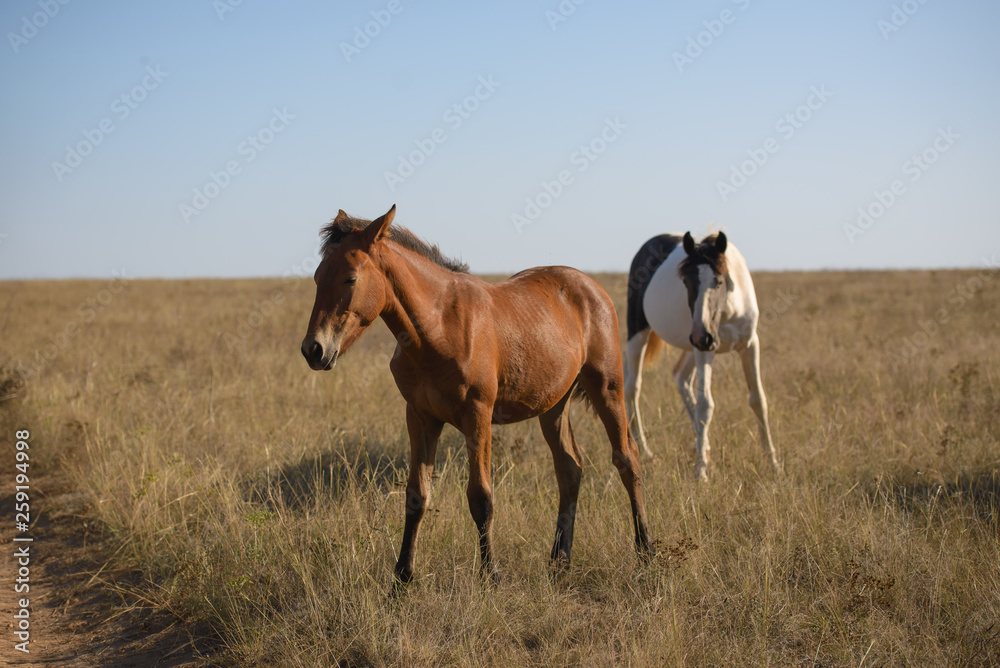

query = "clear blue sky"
[[1, 0, 998, 279]]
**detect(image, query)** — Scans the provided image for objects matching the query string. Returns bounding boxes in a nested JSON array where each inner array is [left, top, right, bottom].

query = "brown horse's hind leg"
[[578, 367, 653, 557], [393, 404, 444, 590], [538, 389, 583, 567]]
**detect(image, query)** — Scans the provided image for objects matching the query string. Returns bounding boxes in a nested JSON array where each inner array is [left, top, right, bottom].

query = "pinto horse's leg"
[[394, 404, 444, 588], [624, 330, 654, 459], [579, 368, 653, 557], [539, 389, 583, 567], [740, 335, 780, 473], [463, 408, 500, 584], [692, 350, 716, 482], [672, 350, 698, 431]]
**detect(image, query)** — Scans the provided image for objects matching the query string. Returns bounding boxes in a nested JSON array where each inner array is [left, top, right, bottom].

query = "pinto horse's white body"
[[623, 233, 778, 480]]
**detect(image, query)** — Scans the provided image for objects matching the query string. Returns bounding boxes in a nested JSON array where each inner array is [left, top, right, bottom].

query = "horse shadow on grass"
[[873, 469, 1000, 527], [244, 433, 410, 513]]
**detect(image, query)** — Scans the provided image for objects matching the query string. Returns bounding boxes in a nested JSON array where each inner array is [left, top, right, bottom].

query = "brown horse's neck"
[[375, 242, 452, 358]]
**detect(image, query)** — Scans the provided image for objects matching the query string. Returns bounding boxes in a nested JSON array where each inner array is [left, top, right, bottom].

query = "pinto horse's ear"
[[715, 231, 727, 254], [683, 232, 695, 255], [364, 204, 396, 246], [333, 209, 350, 224]]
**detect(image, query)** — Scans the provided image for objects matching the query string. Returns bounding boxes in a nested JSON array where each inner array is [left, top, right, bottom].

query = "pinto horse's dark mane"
[[678, 233, 728, 280], [321, 215, 469, 273]]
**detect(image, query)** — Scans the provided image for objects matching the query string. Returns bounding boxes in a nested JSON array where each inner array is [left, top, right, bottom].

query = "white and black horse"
[[624, 231, 779, 481]]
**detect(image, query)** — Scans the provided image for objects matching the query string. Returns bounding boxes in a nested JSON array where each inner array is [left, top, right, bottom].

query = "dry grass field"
[[1, 267, 998, 666]]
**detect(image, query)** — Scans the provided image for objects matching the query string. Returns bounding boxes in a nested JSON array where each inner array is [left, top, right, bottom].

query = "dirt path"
[[2, 474, 219, 667]]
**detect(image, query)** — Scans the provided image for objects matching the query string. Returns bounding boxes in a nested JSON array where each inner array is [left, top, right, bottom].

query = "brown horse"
[[301, 205, 651, 586]]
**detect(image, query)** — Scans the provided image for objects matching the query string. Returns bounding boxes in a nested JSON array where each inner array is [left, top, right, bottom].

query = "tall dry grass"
[[1, 267, 998, 666]]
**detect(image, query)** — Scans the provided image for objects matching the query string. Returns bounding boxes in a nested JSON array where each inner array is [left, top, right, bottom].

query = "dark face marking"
[[678, 232, 731, 351]]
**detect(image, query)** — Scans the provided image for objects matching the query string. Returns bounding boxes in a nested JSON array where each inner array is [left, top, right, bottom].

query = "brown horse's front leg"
[[393, 404, 444, 591], [463, 410, 500, 584]]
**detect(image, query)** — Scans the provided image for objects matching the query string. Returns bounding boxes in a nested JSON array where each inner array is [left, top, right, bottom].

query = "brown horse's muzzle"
[[301, 337, 339, 370]]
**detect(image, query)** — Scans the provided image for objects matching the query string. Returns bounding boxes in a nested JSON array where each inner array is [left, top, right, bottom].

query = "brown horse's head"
[[301, 205, 395, 370], [679, 231, 731, 352]]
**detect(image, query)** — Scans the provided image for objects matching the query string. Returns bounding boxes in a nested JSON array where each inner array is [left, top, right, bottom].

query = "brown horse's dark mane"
[[678, 233, 728, 279], [321, 215, 469, 273]]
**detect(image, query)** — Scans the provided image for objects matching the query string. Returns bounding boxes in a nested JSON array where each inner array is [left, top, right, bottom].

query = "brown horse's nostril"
[[302, 340, 323, 365]]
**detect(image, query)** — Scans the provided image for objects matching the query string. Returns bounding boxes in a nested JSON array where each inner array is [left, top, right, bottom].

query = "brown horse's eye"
[[345, 277, 358, 285]]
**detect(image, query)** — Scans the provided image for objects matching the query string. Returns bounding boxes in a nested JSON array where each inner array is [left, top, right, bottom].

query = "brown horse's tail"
[[571, 380, 592, 413], [643, 331, 665, 367]]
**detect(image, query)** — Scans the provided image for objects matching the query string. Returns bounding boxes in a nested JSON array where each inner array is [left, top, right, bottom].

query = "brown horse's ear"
[[364, 204, 396, 246], [333, 209, 350, 224], [715, 232, 727, 254], [683, 232, 695, 255]]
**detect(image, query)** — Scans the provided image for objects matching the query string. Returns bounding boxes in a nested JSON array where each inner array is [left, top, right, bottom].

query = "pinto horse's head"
[[679, 231, 732, 352], [301, 205, 395, 370]]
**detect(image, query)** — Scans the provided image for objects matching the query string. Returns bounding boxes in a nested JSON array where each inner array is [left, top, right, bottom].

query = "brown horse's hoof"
[[388, 570, 413, 600], [635, 539, 655, 564], [549, 553, 571, 576], [480, 565, 501, 587]]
